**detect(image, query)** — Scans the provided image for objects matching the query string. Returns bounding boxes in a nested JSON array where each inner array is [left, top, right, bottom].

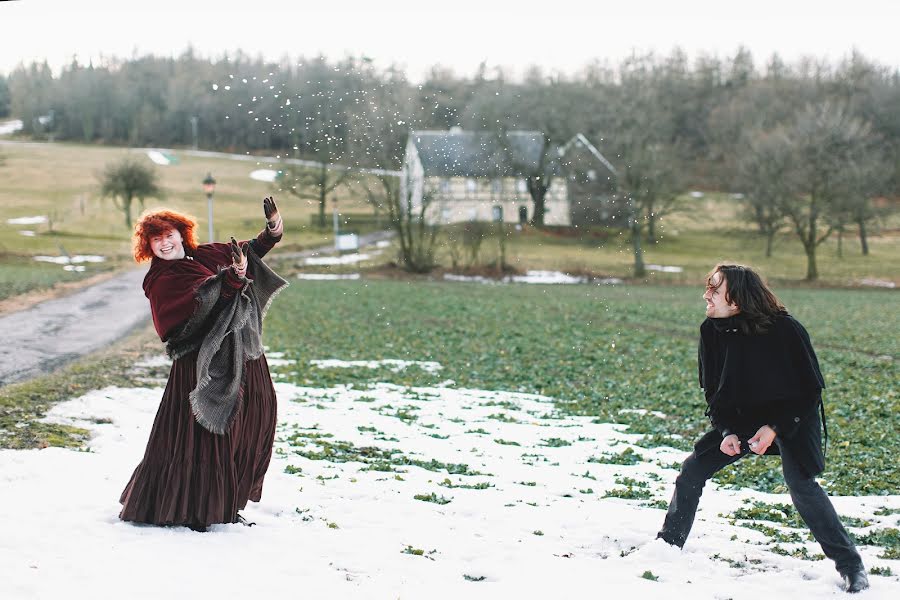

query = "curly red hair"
[[132, 209, 200, 262]]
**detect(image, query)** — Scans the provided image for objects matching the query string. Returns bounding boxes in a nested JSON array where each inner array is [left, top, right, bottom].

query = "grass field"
[[4, 141, 899, 299], [0, 141, 378, 298], [258, 280, 899, 497], [1, 277, 897, 566], [427, 192, 900, 285]]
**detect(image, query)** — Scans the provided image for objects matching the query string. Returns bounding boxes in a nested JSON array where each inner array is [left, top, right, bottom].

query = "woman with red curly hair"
[[119, 197, 287, 532]]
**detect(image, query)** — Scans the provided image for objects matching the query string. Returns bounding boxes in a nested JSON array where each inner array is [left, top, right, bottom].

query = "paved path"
[[0, 268, 149, 386], [0, 231, 394, 387]]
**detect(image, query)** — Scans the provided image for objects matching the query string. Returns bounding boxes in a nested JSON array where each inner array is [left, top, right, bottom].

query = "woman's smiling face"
[[149, 227, 185, 260]]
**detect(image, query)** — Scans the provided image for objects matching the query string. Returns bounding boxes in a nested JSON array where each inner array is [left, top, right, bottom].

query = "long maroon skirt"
[[119, 351, 277, 527]]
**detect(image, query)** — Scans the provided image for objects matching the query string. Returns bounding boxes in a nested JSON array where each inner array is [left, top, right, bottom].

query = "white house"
[[401, 129, 570, 226]]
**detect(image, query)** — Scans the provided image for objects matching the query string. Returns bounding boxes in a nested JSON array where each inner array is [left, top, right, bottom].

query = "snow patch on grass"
[[310, 358, 443, 374], [297, 273, 361, 281]]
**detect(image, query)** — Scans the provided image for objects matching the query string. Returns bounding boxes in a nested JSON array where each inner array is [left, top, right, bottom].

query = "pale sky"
[[1, 0, 898, 81]]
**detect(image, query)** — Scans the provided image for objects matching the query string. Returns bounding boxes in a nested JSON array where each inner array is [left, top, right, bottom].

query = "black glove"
[[230, 236, 249, 276], [263, 196, 283, 237]]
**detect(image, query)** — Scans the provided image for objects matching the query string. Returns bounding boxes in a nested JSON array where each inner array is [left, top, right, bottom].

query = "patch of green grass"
[[729, 499, 871, 531], [494, 438, 521, 446], [283, 434, 487, 476], [853, 528, 900, 560], [0, 141, 378, 261], [769, 545, 825, 561], [589, 447, 643, 465], [487, 413, 519, 424], [0, 325, 160, 449], [438, 478, 493, 490], [414, 492, 452, 505], [0, 257, 116, 301], [739, 522, 805, 544], [265, 280, 898, 496], [603, 486, 653, 500], [540, 437, 572, 447]]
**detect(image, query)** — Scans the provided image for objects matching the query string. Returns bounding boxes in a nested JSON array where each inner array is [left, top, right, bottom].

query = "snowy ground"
[[1, 356, 898, 599]]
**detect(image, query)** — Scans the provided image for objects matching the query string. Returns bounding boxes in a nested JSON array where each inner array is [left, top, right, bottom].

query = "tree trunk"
[[837, 227, 843, 259], [124, 194, 133, 229], [629, 202, 645, 278], [804, 242, 818, 281], [765, 228, 775, 258], [857, 218, 869, 255], [804, 208, 818, 281], [646, 212, 657, 244], [527, 176, 548, 227], [317, 164, 328, 228]]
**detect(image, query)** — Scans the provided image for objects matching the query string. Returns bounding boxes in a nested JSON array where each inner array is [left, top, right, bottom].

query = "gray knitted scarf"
[[166, 249, 288, 434]]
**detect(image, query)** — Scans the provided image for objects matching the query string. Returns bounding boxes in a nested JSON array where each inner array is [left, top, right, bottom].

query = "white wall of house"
[[421, 176, 569, 225], [401, 137, 426, 215]]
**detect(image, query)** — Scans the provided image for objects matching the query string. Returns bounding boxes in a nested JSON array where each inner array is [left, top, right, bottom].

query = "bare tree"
[[840, 149, 893, 255], [737, 130, 796, 257], [782, 101, 870, 280], [99, 157, 163, 228], [279, 162, 351, 228], [361, 166, 439, 272]]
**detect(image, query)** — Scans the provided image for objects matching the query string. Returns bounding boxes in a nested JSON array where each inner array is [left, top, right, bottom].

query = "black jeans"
[[658, 436, 863, 574]]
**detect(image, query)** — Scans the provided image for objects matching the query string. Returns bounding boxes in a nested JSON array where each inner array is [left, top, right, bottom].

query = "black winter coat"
[[694, 312, 827, 476]]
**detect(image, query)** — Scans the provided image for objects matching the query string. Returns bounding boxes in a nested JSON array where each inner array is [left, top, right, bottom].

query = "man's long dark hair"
[[707, 263, 786, 334]]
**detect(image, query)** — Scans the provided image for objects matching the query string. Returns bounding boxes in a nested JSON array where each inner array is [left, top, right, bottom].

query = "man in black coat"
[[657, 263, 868, 593]]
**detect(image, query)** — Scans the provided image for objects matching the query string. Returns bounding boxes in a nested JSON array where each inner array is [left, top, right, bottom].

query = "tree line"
[[6, 47, 900, 278]]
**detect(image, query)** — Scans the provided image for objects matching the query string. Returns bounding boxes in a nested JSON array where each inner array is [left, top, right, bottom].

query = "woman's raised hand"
[[230, 237, 249, 277], [263, 196, 283, 237]]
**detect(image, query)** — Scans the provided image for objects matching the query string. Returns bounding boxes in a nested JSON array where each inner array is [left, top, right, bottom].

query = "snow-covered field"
[[1, 357, 897, 599]]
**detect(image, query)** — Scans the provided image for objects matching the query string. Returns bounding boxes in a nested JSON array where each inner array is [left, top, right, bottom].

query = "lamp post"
[[203, 172, 216, 243]]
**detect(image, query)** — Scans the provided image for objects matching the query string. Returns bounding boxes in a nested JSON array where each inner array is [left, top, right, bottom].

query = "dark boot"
[[187, 523, 208, 533], [235, 513, 256, 527], [841, 570, 869, 594]]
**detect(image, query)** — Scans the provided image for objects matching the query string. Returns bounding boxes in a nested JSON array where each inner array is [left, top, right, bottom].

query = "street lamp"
[[203, 172, 216, 242]]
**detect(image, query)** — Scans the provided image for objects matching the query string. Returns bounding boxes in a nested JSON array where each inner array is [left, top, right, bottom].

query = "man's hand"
[[230, 237, 249, 277], [719, 434, 741, 456], [748, 425, 776, 455], [263, 196, 283, 237]]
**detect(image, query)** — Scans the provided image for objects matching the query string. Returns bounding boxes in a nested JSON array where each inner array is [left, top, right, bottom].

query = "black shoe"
[[655, 533, 683, 549], [235, 513, 256, 527], [841, 569, 869, 593], [187, 523, 208, 533]]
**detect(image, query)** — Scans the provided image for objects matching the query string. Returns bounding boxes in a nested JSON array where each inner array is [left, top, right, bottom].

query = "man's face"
[[150, 227, 185, 261], [703, 271, 740, 318]]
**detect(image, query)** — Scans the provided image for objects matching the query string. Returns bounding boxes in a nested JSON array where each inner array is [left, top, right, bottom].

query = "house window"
[[491, 179, 502, 195], [441, 206, 452, 222], [492, 206, 503, 223], [440, 178, 451, 194], [517, 179, 528, 193], [466, 178, 477, 193]]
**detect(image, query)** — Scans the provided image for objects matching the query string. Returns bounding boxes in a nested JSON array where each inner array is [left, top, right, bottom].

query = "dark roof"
[[409, 130, 546, 177]]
